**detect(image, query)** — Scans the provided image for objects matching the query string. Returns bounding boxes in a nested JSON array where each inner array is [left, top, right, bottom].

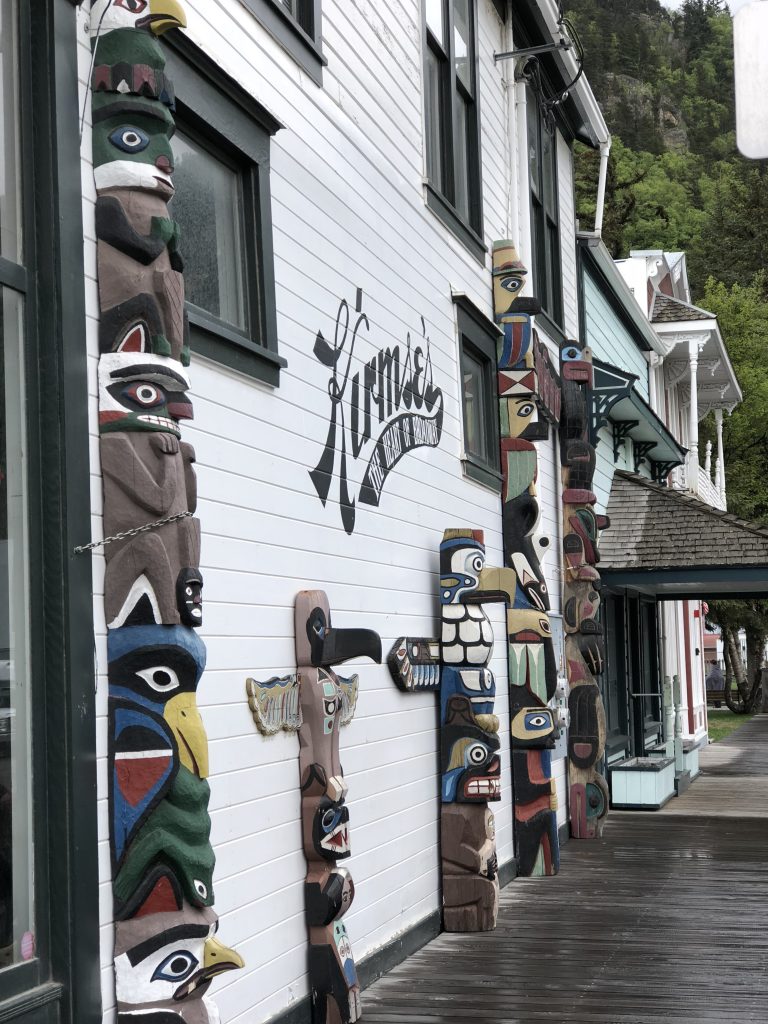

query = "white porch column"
[[715, 408, 726, 507], [687, 336, 702, 483]]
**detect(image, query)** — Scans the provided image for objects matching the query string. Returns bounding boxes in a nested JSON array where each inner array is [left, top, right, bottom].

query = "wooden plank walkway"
[[362, 715, 768, 1023]]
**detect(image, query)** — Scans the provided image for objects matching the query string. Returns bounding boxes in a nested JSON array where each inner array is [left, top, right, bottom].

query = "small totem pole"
[[559, 339, 610, 838], [247, 592, 381, 1024], [89, 2, 242, 1019], [491, 241, 560, 876], [389, 530, 516, 931]]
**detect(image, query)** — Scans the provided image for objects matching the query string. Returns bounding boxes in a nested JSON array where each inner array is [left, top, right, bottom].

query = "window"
[[527, 86, 563, 327], [163, 35, 285, 386], [239, 0, 325, 85], [424, 0, 485, 261], [454, 296, 501, 490], [0, 0, 99, 1018], [0, 0, 34, 978]]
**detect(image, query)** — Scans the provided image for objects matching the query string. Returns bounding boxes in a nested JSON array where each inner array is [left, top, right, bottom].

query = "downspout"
[[594, 140, 611, 235]]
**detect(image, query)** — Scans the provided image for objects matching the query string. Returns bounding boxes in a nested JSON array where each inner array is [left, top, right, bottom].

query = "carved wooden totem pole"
[[90, 3, 243, 1019], [491, 241, 560, 877], [246, 592, 381, 1024], [559, 339, 610, 838], [389, 530, 516, 931]]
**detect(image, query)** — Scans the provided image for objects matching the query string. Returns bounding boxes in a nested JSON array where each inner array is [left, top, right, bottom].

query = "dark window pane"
[[0, 0, 22, 264], [455, 92, 470, 222], [171, 130, 247, 329], [426, 0, 444, 45], [453, 0, 472, 93], [425, 46, 445, 188], [543, 125, 557, 216], [527, 90, 540, 199], [0, 285, 33, 970], [462, 346, 489, 462]]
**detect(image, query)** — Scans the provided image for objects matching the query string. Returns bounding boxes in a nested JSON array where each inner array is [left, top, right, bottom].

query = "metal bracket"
[[494, 41, 572, 63], [633, 441, 657, 474], [612, 420, 638, 462]]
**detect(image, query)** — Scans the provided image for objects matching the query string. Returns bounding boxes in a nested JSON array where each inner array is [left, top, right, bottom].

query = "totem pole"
[[246, 592, 381, 1024], [90, 3, 243, 1019], [559, 339, 610, 838], [491, 241, 559, 877], [389, 530, 516, 931]]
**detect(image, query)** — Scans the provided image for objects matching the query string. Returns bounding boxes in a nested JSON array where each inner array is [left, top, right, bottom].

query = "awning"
[[600, 471, 768, 598], [592, 360, 687, 482]]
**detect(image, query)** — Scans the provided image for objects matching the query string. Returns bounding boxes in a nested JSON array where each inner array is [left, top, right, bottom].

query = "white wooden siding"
[[76, 0, 569, 1020], [557, 133, 580, 340]]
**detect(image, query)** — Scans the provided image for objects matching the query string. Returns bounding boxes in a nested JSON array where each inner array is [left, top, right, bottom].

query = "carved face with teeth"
[[99, 352, 193, 436], [441, 695, 501, 803], [310, 794, 351, 861]]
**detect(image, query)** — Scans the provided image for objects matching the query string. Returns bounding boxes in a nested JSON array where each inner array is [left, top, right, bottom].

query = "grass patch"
[[707, 709, 755, 743]]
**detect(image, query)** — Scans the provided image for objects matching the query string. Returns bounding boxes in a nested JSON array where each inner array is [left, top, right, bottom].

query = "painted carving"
[[559, 338, 610, 839], [91, 5, 242, 1019], [389, 530, 516, 931], [310, 289, 444, 534], [246, 592, 381, 1024], [491, 241, 560, 877]]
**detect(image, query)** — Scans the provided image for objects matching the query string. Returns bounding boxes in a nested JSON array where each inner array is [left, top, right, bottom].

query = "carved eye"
[[194, 879, 208, 901], [151, 949, 198, 984], [471, 555, 484, 573], [518, 402, 535, 418], [503, 275, 523, 293], [467, 743, 488, 766], [324, 698, 336, 718], [124, 382, 164, 407], [563, 346, 581, 361], [526, 714, 549, 728], [321, 808, 338, 832], [137, 666, 180, 693], [109, 126, 150, 154], [115, 0, 148, 13]]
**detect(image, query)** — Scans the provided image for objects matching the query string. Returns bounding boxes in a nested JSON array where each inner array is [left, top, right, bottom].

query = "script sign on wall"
[[310, 289, 444, 534]]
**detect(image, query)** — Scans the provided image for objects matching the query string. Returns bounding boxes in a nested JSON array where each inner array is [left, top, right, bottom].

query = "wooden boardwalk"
[[362, 715, 768, 1024]]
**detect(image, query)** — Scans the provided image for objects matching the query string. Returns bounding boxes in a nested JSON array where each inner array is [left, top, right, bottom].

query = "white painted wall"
[[78, 1, 589, 1019]]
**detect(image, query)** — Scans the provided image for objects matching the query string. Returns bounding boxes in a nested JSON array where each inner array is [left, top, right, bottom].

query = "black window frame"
[[163, 32, 287, 387], [454, 296, 502, 491], [527, 84, 564, 330], [0, 1, 100, 1020], [423, 0, 486, 263], [238, 0, 326, 85]]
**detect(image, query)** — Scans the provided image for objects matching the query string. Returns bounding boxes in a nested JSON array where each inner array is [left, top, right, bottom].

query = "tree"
[[706, 601, 766, 712]]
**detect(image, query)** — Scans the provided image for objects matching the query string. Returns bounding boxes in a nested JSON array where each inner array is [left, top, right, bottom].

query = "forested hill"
[[564, 1, 768, 527], [565, 0, 767, 299]]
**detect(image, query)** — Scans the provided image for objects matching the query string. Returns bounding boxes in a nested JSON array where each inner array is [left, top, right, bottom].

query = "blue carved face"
[[439, 538, 486, 605], [440, 695, 501, 803]]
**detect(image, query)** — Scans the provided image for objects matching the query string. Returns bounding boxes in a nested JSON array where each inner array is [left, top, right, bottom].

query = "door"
[[628, 597, 663, 754], [603, 594, 630, 761]]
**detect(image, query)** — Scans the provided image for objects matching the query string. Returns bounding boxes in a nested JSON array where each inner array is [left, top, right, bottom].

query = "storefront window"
[[0, 0, 34, 972]]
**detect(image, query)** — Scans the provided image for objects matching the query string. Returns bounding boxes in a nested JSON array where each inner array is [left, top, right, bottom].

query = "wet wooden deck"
[[362, 715, 768, 1023]]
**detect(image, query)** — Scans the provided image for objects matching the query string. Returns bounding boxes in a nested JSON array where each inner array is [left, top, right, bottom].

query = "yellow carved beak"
[[148, 0, 187, 34], [477, 565, 517, 603], [204, 935, 245, 973], [164, 692, 209, 778]]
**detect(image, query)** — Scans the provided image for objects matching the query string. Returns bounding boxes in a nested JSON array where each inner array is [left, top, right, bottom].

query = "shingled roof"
[[601, 471, 768, 573], [650, 292, 717, 324]]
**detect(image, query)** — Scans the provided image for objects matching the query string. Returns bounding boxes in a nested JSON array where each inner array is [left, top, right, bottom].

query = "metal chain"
[[74, 511, 194, 555]]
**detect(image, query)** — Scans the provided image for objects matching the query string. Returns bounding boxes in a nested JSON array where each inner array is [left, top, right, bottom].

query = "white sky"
[[660, 0, 754, 11]]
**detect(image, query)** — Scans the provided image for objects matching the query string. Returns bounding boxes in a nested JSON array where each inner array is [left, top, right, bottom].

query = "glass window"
[[462, 346, 488, 463], [239, 0, 322, 82], [0, 286, 33, 971], [527, 87, 563, 327], [423, 0, 483, 246], [0, 0, 22, 264], [171, 130, 247, 330]]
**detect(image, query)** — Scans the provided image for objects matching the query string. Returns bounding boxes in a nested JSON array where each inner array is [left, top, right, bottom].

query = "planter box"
[[609, 756, 676, 810], [681, 740, 700, 780]]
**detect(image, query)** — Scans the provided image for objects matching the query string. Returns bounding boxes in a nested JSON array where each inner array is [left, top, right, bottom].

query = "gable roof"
[[650, 292, 717, 324], [599, 471, 768, 598]]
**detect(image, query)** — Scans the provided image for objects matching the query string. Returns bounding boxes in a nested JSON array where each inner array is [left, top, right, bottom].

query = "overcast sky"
[[660, 0, 753, 11]]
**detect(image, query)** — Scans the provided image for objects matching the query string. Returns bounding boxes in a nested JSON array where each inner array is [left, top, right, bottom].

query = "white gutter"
[[594, 140, 611, 235]]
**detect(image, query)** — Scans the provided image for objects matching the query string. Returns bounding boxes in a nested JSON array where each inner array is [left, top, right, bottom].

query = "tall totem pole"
[[389, 530, 516, 931], [490, 241, 560, 877], [89, 2, 243, 1019], [246, 592, 381, 1024], [559, 339, 610, 838]]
